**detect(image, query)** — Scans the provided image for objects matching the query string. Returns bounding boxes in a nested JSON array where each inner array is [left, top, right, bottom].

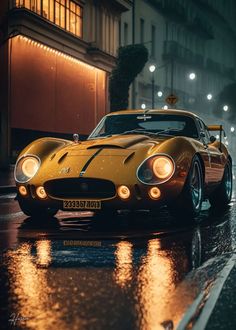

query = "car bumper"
[[16, 177, 185, 211]]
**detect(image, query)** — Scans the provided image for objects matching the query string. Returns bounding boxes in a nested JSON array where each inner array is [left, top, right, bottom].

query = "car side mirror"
[[209, 135, 216, 143]]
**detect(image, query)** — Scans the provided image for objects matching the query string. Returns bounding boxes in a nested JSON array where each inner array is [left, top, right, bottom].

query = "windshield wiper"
[[120, 128, 149, 135], [120, 128, 183, 137], [90, 127, 183, 139], [154, 128, 183, 136]]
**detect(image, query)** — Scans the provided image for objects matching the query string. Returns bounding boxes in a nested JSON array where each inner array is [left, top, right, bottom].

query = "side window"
[[196, 119, 203, 135], [203, 124, 211, 141], [197, 119, 211, 143]]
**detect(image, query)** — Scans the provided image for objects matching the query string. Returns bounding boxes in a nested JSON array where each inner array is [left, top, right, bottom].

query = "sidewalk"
[[0, 165, 16, 194], [205, 260, 236, 330]]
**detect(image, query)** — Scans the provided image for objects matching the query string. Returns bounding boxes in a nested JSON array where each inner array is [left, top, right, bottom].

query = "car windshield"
[[88, 114, 199, 139]]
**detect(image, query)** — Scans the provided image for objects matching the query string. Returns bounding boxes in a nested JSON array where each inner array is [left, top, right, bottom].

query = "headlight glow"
[[137, 154, 175, 185], [152, 156, 174, 179], [19, 185, 28, 196], [117, 185, 131, 199], [22, 158, 39, 178], [149, 187, 161, 199], [36, 186, 47, 199], [15, 155, 40, 183]]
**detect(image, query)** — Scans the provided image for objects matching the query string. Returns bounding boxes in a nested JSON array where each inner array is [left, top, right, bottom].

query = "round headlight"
[[22, 158, 39, 178], [15, 155, 40, 183], [137, 154, 175, 185], [152, 156, 174, 180]]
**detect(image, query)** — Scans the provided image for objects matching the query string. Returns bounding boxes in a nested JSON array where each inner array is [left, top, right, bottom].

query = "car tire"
[[209, 159, 232, 209], [18, 197, 58, 218], [169, 156, 203, 220]]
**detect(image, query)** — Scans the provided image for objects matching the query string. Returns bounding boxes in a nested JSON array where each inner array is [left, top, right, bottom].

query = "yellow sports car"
[[14, 109, 232, 220]]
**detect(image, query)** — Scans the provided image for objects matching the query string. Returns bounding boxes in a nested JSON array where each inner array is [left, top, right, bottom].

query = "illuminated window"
[[42, 0, 49, 19], [55, 0, 66, 29], [66, 1, 82, 36], [14, 0, 83, 38]]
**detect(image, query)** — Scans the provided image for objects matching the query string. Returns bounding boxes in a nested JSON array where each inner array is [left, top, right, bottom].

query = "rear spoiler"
[[207, 125, 225, 151]]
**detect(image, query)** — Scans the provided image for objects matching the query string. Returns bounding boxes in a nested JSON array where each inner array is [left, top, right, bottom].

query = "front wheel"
[[18, 197, 58, 218], [209, 160, 232, 208], [169, 156, 203, 220]]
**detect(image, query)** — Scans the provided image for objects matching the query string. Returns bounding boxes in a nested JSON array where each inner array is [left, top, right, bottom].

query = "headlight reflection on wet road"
[[7, 241, 68, 330], [1, 179, 235, 330], [114, 241, 133, 288], [136, 239, 175, 330]]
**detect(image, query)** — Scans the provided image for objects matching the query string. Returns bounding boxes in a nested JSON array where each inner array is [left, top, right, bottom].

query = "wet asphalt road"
[[0, 188, 236, 330]]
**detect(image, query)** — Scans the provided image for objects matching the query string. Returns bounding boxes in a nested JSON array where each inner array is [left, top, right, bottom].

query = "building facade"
[[120, 0, 236, 136], [0, 0, 132, 168]]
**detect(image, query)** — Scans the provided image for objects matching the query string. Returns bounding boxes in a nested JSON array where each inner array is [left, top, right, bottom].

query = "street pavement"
[[0, 167, 236, 330], [0, 165, 16, 194]]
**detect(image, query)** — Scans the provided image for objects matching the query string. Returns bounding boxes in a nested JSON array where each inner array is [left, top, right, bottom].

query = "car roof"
[[106, 109, 201, 120]]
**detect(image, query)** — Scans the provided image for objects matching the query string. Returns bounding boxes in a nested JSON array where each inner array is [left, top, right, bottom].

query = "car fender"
[[17, 137, 73, 162], [152, 136, 205, 185]]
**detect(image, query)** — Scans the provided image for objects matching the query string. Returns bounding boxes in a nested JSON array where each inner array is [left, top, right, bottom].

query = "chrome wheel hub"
[[190, 162, 202, 210]]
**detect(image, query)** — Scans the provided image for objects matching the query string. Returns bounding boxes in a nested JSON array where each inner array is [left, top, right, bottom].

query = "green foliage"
[[109, 44, 149, 112]]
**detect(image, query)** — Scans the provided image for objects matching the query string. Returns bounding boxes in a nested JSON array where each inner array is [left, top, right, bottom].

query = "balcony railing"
[[9, 0, 83, 38], [163, 40, 204, 68], [148, 0, 187, 23], [186, 16, 214, 40], [206, 58, 235, 80]]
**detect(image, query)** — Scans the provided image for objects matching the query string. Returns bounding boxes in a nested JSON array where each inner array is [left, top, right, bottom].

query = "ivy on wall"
[[109, 44, 148, 112]]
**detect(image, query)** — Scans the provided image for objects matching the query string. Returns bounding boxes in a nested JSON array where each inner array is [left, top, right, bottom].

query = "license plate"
[[63, 200, 101, 210]]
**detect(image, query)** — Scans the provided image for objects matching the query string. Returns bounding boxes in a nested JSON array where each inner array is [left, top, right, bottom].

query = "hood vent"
[[58, 152, 68, 164], [123, 152, 135, 164], [87, 136, 149, 149], [87, 145, 123, 150]]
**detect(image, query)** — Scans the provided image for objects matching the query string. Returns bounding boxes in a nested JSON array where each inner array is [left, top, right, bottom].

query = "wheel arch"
[[195, 152, 205, 184], [227, 154, 233, 165]]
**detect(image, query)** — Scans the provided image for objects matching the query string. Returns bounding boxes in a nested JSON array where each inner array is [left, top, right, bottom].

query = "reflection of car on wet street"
[[14, 109, 232, 220]]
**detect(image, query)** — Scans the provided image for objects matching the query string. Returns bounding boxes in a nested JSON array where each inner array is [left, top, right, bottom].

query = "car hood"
[[35, 134, 170, 184], [74, 134, 154, 150]]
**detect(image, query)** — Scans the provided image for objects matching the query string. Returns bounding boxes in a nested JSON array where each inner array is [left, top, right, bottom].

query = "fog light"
[[36, 186, 47, 199], [117, 185, 130, 200], [19, 185, 27, 196], [149, 187, 161, 200]]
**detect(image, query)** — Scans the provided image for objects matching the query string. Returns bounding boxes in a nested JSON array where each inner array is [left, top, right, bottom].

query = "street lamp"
[[189, 72, 196, 80], [149, 64, 156, 109], [231, 126, 235, 132], [223, 105, 229, 112], [207, 94, 213, 100], [141, 103, 146, 109], [157, 91, 163, 97]]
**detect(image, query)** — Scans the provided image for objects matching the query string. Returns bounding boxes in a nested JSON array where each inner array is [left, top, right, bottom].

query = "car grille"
[[44, 178, 116, 199]]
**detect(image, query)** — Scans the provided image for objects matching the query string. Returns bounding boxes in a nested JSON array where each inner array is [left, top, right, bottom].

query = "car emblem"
[[60, 167, 70, 174]]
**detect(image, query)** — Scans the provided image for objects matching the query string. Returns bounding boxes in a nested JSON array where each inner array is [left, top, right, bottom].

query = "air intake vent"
[[44, 178, 116, 199]]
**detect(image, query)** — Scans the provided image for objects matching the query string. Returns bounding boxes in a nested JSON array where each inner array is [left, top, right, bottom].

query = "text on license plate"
[[63, 200, 101, 210]]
